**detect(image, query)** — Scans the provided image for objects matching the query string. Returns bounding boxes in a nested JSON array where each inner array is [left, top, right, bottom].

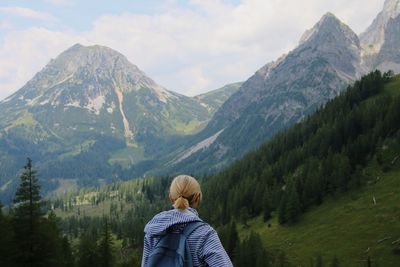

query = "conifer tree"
[[11, 158, 67, 267], [12, 158, 43, 267], [0, 202, 16, 267], [61, 236, 74, 267], [285, 180, 301, 224], [98, 218, 115, 267], [330, 255, 340, 267], [77, 232, 100, 267], [278, 193, 288, 224], [226, 221, 238, 258]]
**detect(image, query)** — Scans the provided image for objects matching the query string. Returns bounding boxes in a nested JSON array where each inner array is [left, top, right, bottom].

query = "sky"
[[0, 0, 385, 100]]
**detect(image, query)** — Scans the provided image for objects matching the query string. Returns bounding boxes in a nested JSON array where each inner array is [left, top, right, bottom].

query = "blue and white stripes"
[[142, 208, 233, 267]]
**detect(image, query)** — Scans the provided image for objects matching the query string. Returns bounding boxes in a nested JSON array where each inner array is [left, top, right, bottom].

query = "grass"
[[57, 140, 96, 160], [4, 111, 37, 131], [108, 145, 146, 168], [385, 75, 400, 96], [238, 168, 400, 266], [171, 118, 208, 134]]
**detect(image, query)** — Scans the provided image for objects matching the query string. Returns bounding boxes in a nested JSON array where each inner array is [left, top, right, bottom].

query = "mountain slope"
[[194, 82, 242, 115], [360, 0, 400, 72], [0, 44, 214, 200], [241, 168, 400, 266], [199, 71, 400, 226], [49, 73, 400, 266], [167, 13, 362, 175], [197, 72, 400, 265]]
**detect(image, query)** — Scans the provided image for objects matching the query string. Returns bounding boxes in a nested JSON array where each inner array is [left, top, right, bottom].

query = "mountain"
[[0, 44, 220, 200], [167, 13, 363, 174], [194, 82, 242, 115], [49, 73, 400, 266], [360, 0, 400, 72]]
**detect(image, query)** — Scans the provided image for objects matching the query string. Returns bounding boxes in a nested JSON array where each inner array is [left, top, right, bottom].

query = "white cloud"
[[0, 7, 56, 21], [0, 28, 83, 100], [0, 0, 385, 100]]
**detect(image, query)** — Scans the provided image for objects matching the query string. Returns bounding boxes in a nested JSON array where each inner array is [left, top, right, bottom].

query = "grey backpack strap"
[[181, 221, 205, 267], [182, 221, 205, 237]]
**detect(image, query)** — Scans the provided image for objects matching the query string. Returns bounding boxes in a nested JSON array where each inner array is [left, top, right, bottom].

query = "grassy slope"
[[239, 168, 400, 266], [238, 76, 400, 266]]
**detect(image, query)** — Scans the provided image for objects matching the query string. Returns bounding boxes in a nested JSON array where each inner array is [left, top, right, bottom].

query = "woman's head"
[[169, 175, 202, 210]]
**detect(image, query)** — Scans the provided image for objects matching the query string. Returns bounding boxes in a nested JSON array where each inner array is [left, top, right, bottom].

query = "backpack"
[[146, 221, 205, 267]]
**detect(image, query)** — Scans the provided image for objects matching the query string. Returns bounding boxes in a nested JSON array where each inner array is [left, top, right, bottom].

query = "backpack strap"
[[181, 221, 205, 267], [182, 221, 205, 237]]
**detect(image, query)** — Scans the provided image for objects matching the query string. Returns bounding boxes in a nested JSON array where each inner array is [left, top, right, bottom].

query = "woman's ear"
[[191, 193, 201, 208]]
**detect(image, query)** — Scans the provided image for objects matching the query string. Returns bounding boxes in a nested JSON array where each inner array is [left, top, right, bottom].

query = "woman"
[[141, 175, 233, 267]]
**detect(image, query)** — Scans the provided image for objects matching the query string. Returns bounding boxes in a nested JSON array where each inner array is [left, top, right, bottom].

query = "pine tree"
[[11, 158, 67, 267], [285, 180, 301, 224], [77, 231, 100, 267], [330, 255, 340, 267], [61, 236, 74, 267], [278, 193, 288, 224], [98, 218, 114, 267], [0, 202, 17, 267], [226, 221, 238, 259], [12, 158, 44, 267], [234, 232, 270, 267], [315, 254, 324, 267]]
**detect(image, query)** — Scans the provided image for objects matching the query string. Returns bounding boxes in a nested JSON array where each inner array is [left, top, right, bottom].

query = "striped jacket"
[[141, 208, 233, 267]]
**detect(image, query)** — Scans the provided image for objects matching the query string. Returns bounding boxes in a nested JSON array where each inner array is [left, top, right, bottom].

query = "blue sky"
[[0, 0, 172, 31], [0, 0, 385, 100]]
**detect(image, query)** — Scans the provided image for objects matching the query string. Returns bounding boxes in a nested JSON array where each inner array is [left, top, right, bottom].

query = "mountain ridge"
[[164, 11, 364, 175], [0, 44, 237, 201], [162, 1, 400, 175]]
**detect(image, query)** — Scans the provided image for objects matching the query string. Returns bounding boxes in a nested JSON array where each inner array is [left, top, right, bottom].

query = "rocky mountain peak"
[[7, 44, 174, 108], [296, 12, 361, 79], [299, 12, 359, 48], [46, 43, 146, 83], [383, 0, 400, 18], [360, 0, 400, 53]]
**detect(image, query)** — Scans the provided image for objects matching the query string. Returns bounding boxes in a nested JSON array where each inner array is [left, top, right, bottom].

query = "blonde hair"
[[170, 175, 202, 210]]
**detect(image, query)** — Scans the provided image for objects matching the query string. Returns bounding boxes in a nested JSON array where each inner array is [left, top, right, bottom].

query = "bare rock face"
[[168, 13, 363, 175], [360, 0, 400, 50], [374, 15, 400, 73], [360, 0, 400, 72], [170, 1, 400, 176]]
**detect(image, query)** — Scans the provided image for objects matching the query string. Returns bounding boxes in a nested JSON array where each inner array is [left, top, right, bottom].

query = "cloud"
[[0, 7, 56, 21], [0, 28, 83, 100], [0, 0, 385, 100]]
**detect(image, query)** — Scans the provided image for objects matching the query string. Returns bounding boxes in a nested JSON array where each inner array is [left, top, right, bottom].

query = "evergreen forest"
[[1, 71, 399, 266]]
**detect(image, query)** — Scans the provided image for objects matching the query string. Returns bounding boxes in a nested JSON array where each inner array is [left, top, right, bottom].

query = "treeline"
[[0, 159, 170, 267], [200, 70, 400, 226], [49, 71, 399, 266], [51, 174, 299, 266], [0, 158, 73, 267], [3, 71, 398, 266]]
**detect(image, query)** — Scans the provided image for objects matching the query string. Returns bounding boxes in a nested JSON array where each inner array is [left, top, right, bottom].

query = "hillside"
[[240, 168, 400, 266], [199, 71, 400, 226], [0, 44, 236, 203], [162, 1, 400, 177], [194, 82, 242, 114], [166, 12, 363, 175], [42, 72, 400, 266]]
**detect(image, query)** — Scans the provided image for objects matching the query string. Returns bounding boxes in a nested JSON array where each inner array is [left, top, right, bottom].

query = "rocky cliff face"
[[360, 0, 400, 72], [166, 1, 400, 175], [166, 13, 363, 175]]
